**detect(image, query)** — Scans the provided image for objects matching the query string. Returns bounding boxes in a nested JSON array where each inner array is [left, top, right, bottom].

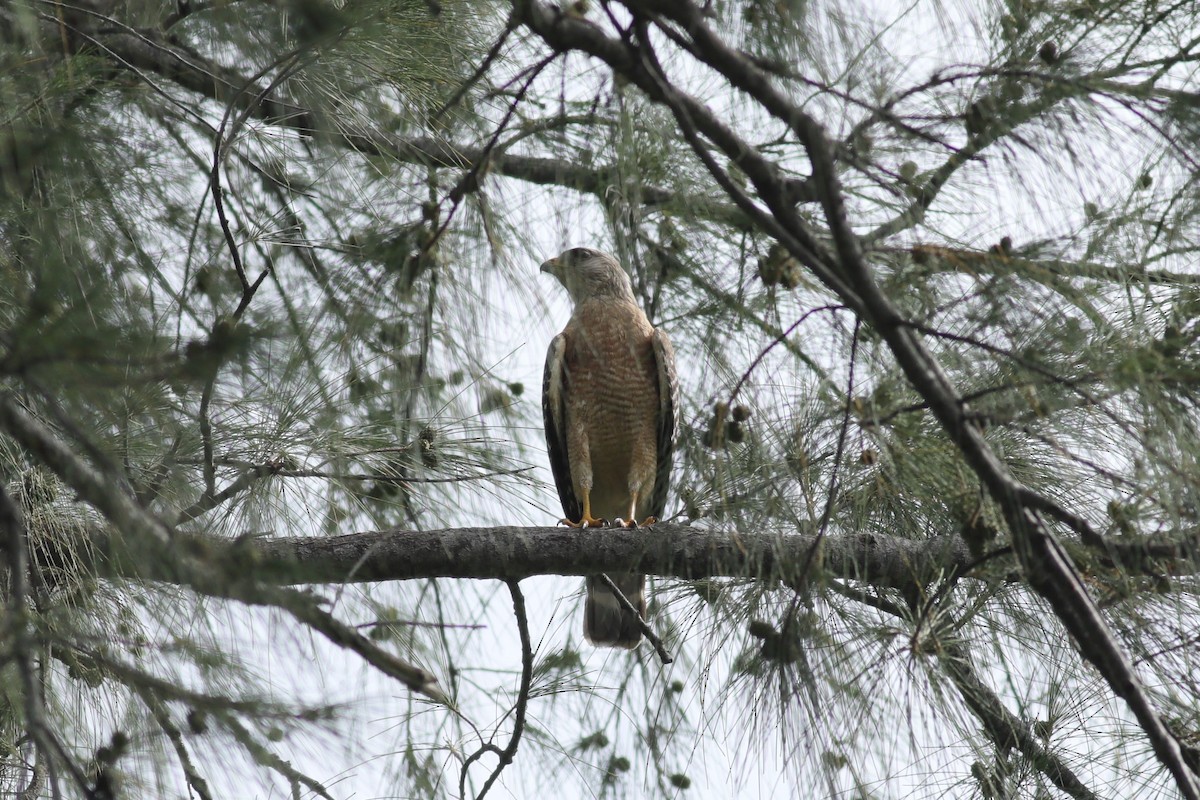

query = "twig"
[[135, 689, 214, 800], [176, 461, 281, 525], [805, 318, 861, 573], [783, 319, 861, 642], [354, 618, 485, 632], [423, 51, 559, 256], [262, 587, 447, 703], [467, 580, 533, 800], [431, 12, 518, 120], [597, 573, 672, 664], [198, 382, 217, 499], [17, 749, 47, 800], [725, 304, 846, 409], [209, 48, 305, 296], [197, 52, 305, 502], [824, 579, 907, 619], [219, 713, 335, 800]]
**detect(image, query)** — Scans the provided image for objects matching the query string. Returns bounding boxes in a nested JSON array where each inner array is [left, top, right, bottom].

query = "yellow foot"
[[614, 516, 657, 528], [560, 514, 606, 528]]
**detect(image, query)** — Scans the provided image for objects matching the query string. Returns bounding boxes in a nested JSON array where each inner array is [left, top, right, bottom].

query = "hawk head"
[[540, 247, 634, 304]]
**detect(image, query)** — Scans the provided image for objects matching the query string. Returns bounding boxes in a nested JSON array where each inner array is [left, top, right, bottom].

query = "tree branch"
[[198, 524, 976, 590], [597, 572, 672, 664], [23, 0, 750, 228], [941, 643, 1099, 800], [38, 510, 1197, 600], [465, 580, 532, 800], [0, 393, 447, 703]]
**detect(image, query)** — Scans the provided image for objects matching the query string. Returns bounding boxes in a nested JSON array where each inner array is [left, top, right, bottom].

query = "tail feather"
[[584, 574, 646, 649]]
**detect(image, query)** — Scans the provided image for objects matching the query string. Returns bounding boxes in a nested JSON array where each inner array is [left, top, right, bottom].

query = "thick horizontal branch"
[[216, 524, 973, 589], [75, 519, 1200, 594]]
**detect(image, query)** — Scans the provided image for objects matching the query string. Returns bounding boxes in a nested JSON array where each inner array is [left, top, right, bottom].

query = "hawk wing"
[[542, 332, 582, 522], [648, 328, 678, 519]]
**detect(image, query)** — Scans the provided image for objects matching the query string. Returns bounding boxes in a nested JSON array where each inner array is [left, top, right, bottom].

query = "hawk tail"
[[584, 574, 646, 649]]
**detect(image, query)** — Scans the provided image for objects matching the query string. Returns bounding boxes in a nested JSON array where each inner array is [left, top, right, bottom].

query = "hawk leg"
[[561, 489, 606, 528], [614, 491, 658, 528]]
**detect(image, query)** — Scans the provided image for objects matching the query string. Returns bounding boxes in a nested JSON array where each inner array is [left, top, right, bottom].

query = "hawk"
[[541, 247, 678, 648]]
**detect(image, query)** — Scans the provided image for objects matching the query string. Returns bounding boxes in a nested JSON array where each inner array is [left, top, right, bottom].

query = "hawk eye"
[[565, 247, 594, 262]]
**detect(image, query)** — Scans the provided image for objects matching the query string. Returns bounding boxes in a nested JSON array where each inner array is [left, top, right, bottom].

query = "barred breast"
[[564, 299, 661, 520]]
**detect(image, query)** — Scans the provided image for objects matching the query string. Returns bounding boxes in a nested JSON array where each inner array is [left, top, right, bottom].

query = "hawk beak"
[[540, 257, 561, 276]]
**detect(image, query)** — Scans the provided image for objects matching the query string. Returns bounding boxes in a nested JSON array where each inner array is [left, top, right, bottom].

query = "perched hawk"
[[541, 247, 678, 648]]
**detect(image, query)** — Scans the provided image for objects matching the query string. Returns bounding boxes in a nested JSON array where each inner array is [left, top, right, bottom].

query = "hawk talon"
[[560, 515, 606, 528]]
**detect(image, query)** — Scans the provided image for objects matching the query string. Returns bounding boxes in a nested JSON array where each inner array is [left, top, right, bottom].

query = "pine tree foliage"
[[1, 0, 1200, 796]]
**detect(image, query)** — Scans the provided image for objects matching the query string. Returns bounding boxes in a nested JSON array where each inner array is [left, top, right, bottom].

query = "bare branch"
[[597, 572, 672, 664], [466, 580, 533, 800], [211, 524, 977, 590]]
